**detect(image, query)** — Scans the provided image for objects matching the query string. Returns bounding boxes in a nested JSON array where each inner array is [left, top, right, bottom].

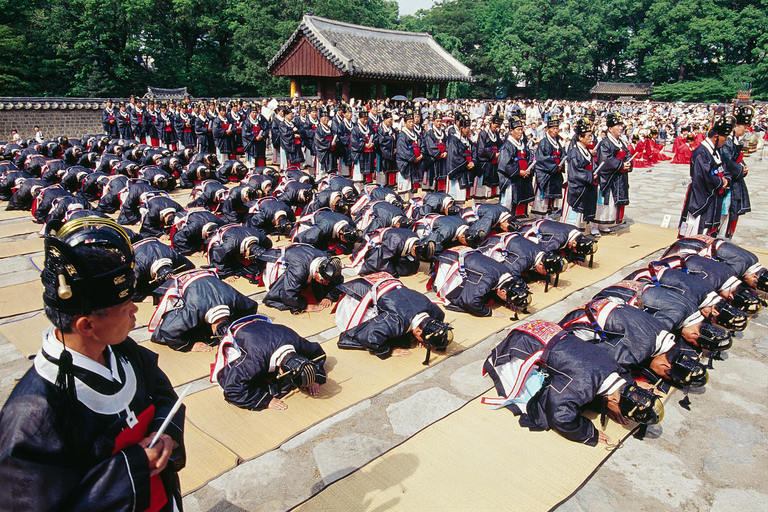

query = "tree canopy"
[[1, 0, 765, 101]]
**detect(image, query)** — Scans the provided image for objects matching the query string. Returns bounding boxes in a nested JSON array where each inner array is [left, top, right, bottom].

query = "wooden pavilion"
[[267, 15, 472, 101], [590, 82, 653, 101]]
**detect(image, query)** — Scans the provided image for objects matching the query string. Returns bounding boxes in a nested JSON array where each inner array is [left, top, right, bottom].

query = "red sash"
[[736, 152, 744, 164], [464, 150, 472, 164], [111, 405, 168, 512], [436, 142, 446, 153], [222, 123, 230, 131], [517, 152, 528, 171], [616, 150, 626, 160], [553, 150, 561, 165], [412, 142, 421, 158], [489, 143, 499, 164], [364, 135, 373, 153]]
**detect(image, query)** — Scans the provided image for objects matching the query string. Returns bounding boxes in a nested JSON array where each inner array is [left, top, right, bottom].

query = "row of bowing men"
[[3, 138, 765, 440]]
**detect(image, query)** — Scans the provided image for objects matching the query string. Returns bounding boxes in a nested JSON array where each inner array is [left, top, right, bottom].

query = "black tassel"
[[634, 423, 648, 440], [422, 346, 432, 366], [600, 397, 608, 428], [55, 349, 77, 401], [679, 394, 691, 410]]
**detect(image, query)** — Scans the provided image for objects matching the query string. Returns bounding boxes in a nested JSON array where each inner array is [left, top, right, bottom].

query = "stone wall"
[[0, 98, 107, 141]]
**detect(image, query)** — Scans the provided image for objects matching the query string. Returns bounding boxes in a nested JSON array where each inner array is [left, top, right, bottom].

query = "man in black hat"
[[533, 115, 565, 218], [175, 103, 197, 150], [595, 112, 632, 232], [478, 231, 567, 285], [146, 99, 161, 146], [259, 243, 344, 313], [242, 102, 268, 168], [156, 103, 178, 151], [0, 217, 186, 510], [498, 116, 534, 217], [279, 107, 305, 169], [562, 117, 598, 233], [351, 109, 376, 187], [206, 224, 272, 280], [431, 246, 531, 317], [423, 115, 449, 192], [244, 196, 296, 236], [212, 105, 235, 162], [719, 105, 754, 238], [483, 320, 663, 445], [130, 99, 147, 145], [333, 105, 354, 178], [461, 202, 518, 239], [301, 104, 319, 171], [517, 218, 597, 261], [348, 227, 435, 277], [149, 268, 259, 352], [211, 315, 327, 411], [375, 110, 398, 186], [195, 102, 214, 153], [313, 107, 338, 178], [446, 113, 476, 204], [395, 108, 423, 200], [170, 208, 227, 255], [102, 99, 119, 138], [336, 273, 453, 360], [678, 115, 734, 237], [291, 209, 361, 255], [116, 101, 132, 140], [475, 114, 503, 200]]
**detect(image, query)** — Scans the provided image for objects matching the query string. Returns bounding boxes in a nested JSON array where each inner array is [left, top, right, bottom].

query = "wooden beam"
[[341, 80, 349, 103]]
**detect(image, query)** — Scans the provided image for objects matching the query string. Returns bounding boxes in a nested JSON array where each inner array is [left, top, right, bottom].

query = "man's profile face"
[[86, 300, 138, 346]]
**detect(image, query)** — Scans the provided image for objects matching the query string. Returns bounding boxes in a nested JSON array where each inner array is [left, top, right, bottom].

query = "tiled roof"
[[268, 15, 472, 82], [590, 82, 653, 95]]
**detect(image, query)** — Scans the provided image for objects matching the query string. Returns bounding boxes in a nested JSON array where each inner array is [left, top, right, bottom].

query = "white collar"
[[40, 327, 121, 383], [402, 127, 418, 141], [577, 141, 591, 159], [34, 327, 141, 416], [546, 133, 558, 147], [607, 133, 622, 148], [509, 135, 524, 149]]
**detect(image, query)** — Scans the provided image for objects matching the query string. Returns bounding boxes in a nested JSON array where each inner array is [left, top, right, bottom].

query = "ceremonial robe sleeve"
[[220, 361, 274, 411], [264, 266, 308, 313], [446, 139, 470, 180], [536, 386, 599, 446]]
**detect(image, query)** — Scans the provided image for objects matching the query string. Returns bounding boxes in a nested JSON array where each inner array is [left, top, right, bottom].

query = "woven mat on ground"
[[183, 340, 456, 462], [0, 237, 43, 258], [0, 280, 43, 318], [180, 224, 677, 490], [0, 209, 29, 221], [179, 423, 239, 493], [296, 398, 640, 512], [0, 219, 40, 238]]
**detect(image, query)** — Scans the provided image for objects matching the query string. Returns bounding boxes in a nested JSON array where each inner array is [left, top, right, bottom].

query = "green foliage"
[[1, 0, 766, 99]]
